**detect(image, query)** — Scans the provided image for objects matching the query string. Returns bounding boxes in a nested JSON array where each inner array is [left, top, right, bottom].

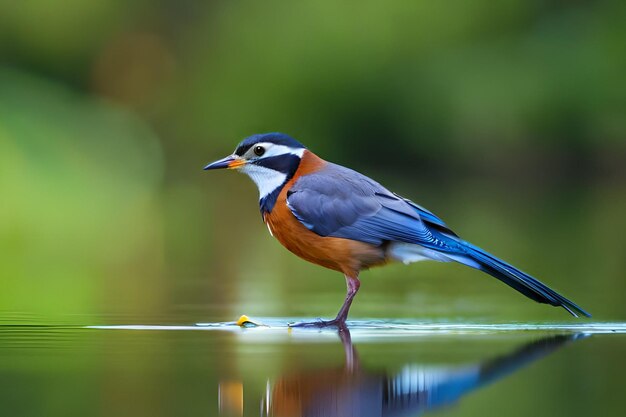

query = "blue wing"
[[286, 163, 457, 249]]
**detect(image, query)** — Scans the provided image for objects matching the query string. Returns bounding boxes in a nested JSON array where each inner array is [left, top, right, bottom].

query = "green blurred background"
[[1, 0, 625, 325]]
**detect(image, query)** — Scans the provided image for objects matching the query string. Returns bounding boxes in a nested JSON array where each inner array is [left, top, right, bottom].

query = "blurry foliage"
[[0, 69, 164, 319], [0, 1, 624, 322]]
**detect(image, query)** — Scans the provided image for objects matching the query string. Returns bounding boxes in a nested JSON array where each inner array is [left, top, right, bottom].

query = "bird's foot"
[[288, 318, 346, 329]]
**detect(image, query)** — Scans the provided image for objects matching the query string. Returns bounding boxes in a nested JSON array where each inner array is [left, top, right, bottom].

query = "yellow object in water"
[[236, 315, 267, 327], [236, 315, 251, 327]]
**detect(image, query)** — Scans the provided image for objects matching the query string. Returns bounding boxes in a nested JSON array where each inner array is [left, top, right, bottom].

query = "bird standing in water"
[[204, 133, 590, 326]]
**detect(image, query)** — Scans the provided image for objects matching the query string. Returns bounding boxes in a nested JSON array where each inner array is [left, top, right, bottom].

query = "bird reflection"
[[260, 328, 584, 417]]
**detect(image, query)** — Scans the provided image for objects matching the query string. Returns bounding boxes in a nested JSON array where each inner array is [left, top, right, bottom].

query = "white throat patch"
[[240, 164, 288, 199]]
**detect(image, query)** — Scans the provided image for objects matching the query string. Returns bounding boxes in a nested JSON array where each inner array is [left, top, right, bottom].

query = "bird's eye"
[[254, 146, 265, 156]]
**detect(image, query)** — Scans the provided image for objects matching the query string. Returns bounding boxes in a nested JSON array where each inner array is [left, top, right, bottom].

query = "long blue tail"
[[456, 240, 591, 317], [405, 200, 590, 317]]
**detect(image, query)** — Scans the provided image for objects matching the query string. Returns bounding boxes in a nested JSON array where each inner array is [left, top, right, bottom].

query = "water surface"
[[1, 318, 624, 417]]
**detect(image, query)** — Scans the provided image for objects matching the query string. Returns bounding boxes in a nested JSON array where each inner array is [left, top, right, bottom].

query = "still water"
[[1, 318, 624, 417]]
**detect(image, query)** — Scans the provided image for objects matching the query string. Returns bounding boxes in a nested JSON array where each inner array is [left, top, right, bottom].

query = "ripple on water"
[[86, 318, 626, 338]]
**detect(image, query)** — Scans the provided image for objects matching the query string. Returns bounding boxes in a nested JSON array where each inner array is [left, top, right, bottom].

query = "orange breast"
[[264, 151, 386, 277]]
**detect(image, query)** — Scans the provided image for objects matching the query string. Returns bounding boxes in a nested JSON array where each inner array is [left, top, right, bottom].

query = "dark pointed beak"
[[203, 154, 246, 170]]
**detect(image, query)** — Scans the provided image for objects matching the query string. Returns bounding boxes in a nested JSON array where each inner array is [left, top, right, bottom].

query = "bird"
[[204, 132, 590, 326]]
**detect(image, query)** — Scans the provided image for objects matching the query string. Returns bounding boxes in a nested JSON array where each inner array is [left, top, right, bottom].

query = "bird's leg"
[[289, 274, 360, 328], [332, 274, 361, 325]]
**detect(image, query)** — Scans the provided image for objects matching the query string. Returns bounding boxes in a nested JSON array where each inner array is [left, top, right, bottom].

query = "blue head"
[[204, 133, 307, 213]]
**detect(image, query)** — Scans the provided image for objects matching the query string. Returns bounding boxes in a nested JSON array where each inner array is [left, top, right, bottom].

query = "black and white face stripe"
[[235, 142, 305, 213], [253, 153, 302, 174], [234, 132, 305, 156], [238, 142, 305, 160]]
